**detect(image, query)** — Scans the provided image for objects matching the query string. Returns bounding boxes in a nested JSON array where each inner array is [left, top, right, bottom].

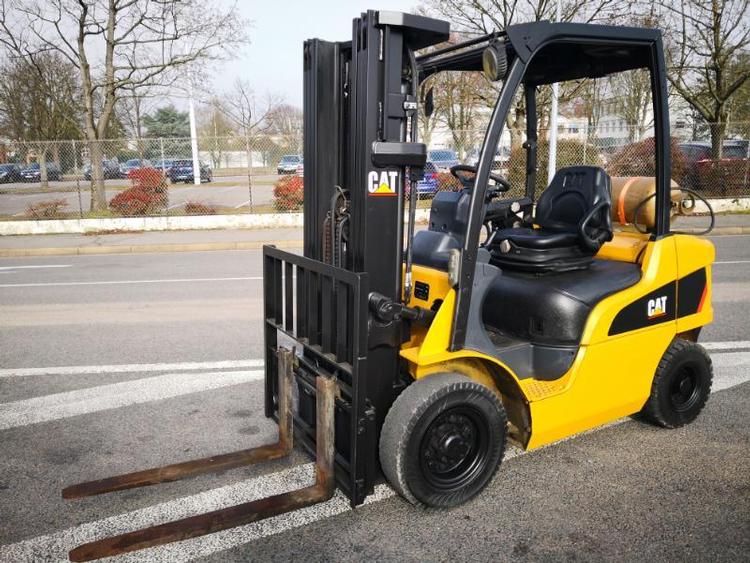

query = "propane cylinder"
[[610, 176, 692, 228]]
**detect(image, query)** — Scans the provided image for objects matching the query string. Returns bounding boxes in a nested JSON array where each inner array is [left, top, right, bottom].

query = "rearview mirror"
[[482, 41, 507, 82]]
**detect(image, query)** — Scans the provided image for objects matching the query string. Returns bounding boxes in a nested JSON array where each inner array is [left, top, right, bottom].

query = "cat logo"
[[368, 170, 398, 197], [647, 295, 668, 319]]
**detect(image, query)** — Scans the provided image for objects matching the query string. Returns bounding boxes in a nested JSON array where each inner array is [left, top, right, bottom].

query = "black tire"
[[379, 373, 507, 507], [641, 338, 713, 428]]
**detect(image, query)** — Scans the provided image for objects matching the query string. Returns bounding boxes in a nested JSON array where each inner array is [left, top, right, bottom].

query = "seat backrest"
[[535, 166, 612, 235]]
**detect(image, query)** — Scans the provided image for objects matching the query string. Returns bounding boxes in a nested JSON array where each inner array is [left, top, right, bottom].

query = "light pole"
[[188, 76, 201, 186]]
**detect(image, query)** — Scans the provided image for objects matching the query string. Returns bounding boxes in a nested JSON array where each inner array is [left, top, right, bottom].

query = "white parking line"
[[0, 264, 72, 271], [234, 199, 251, 209], [0, 276, 262, 288], [0, 369, 263, 431], [0, 359, 263, 378], [0, 351, 747, 562]]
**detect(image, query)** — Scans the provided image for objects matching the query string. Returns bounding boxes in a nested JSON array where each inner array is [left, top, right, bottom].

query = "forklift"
[[63, 10, 715, 560]]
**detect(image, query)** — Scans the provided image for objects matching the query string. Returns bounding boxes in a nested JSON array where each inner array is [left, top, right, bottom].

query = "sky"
[[215, 1, 419, 108]]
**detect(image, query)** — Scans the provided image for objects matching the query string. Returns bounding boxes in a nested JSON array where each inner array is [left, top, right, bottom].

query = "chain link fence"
[[0, 124, 748, 221], [0, 135, 303, 221]]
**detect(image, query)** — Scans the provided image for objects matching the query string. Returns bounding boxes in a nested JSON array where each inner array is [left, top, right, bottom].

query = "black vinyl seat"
[[488, 166, 614, 273]]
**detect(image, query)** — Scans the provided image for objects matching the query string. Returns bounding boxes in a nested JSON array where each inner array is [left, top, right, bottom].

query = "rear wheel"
[[379, 373, 506, 507], [641, 338, 713, 428]]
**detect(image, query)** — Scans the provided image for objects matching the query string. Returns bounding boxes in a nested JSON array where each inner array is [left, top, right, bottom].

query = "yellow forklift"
[[63, 11, 715, 560]]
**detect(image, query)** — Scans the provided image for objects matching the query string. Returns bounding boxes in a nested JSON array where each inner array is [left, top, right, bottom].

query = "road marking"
[[0, 359, 264, 379], [714, 260, 750, 265], [0, 342, 741, 378], [0, 276, 262, 288], [0, 369, 263, 431], [701, 340, 750, 350], [0, 353, 747, 562], [0, 264, 72, 271], [234, 199, 251, 209]]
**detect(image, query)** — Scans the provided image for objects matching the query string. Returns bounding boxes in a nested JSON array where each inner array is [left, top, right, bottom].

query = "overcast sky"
[[214, 1, 419, 108]]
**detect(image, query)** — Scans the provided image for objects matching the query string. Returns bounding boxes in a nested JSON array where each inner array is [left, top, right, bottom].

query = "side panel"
[[582, 238, 679, 345], [526, 238, 679, 448], [527, 323, 674, 449]]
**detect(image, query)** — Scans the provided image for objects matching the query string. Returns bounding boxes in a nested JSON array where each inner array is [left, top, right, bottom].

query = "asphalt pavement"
[[0, 235, 748, 562]]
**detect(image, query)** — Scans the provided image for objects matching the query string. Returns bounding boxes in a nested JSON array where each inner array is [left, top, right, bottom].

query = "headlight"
[[482, 41, 507, 82]]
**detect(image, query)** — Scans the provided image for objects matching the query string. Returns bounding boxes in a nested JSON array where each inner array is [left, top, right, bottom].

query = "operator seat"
[[488, 166, 613, 273]]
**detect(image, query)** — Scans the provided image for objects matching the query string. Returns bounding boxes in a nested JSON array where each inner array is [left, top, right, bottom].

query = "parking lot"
[[0, 174, 283, 218]]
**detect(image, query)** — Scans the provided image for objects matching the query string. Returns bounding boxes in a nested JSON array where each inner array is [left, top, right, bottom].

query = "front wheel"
[[641, 338, 713, 428], [379, 373, 507, 507]]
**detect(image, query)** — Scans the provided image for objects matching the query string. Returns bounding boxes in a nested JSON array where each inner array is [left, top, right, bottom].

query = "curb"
[[0, 239, 304, 257], [1, 226, 747, 258]]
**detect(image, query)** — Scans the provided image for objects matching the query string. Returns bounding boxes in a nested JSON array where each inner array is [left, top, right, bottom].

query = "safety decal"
[[608, 281, 676, 335], [608, 267, 710, 336], [368, 170, 398, 197]]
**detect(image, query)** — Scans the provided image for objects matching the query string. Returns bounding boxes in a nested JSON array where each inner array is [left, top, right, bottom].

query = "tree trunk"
[[88, 139, 107, 211], [709, 120, 726, 159]]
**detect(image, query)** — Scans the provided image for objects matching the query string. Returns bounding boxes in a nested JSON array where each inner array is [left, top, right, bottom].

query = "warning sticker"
[[368, 170, 398, 197]]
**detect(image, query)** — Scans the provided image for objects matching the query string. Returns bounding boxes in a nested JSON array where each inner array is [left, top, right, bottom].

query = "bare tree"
[[420, 0, 628, 149], [219, 79, 284, 209], [197, 97, 236, 169], [422, 0, 625, 36], [659, 0, 750, 158], [0, 0, 248, 210], [0, 52, 81, 188], [610, 69, 653, 142], [435, 70, 488, 159]]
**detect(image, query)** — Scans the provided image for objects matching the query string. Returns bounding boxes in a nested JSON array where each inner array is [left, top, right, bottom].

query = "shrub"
[[273, 174, 304, 211], [607, 136, 686, 184], [507, 138, 602, 196], [109, 167, 168, 216], [696, 158, 749, 196], [184, 201, 217, 215], [25, 199, 68, 219]]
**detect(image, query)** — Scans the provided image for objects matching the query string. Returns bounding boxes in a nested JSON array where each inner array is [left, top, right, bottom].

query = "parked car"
[[20, 162, 61, 182], [120, 158, 152, 177], [723, 139, 749, 156], [153, 159, 177, 174], [411, 162, 440, 199], [469, 147, 509, 171], [427, 149, 460, 172], [167, 160, 213, 183], [83, 159, 121, 180], [295, 159, 304, 177], [678, 141, 748, 189], [277, 154, 302, 174], [0, 163, 23, 183]]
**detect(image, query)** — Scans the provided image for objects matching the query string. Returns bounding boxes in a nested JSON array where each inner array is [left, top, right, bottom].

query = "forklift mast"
[[291, 11, 449, 504]]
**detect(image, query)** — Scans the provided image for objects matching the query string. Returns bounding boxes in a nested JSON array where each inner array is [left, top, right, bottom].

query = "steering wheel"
[[450, 164, 511, 192]]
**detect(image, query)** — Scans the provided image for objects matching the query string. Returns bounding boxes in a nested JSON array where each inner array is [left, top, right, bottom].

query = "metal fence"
[[0, 123, 748, 221]]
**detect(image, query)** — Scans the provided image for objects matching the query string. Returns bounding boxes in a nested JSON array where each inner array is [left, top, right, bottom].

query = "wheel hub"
[[420, 407, 490, 490], [670, 364, 701, 412]]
